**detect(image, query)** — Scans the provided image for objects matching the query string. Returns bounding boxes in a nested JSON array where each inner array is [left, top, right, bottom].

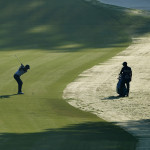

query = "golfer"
[[14, 64, 30, 94], [119, 62, 132, 97]]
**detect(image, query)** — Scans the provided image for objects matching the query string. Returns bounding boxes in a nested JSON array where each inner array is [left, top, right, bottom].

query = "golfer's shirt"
[[15, 65, 27, 77], [120, 66, 132, 80]]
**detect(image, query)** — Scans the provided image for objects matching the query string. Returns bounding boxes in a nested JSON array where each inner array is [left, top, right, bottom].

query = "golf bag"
[[116, 75, 127, 96]]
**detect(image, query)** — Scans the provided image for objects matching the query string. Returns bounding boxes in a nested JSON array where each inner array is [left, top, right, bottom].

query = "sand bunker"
[[63, 34, 150, 150], [99, 0, 150, 11]]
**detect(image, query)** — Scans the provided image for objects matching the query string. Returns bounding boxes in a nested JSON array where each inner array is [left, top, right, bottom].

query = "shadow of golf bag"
[[116, 75, 127, 96]]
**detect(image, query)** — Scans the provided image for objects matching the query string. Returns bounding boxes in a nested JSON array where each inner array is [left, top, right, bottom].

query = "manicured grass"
[[0, 0, 150, 149], [0, 49, 137, 150], [0, 48, 126, 133]]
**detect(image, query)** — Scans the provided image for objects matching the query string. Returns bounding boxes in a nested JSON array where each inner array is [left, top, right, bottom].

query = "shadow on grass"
[[0, 122, 137, 150], [0, 0, 150, 52], [0, 94, 18, 99]]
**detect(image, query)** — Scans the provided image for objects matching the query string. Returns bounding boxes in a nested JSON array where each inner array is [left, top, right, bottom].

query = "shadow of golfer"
[[0, 94, 18, 99], [102, 96, 121, 100]]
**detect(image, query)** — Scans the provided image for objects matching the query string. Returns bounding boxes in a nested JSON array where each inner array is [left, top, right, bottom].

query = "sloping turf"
[[0, 0, 150, 149]]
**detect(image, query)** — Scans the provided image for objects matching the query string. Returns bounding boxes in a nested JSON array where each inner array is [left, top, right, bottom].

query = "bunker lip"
[[63, 34, 150, 149]]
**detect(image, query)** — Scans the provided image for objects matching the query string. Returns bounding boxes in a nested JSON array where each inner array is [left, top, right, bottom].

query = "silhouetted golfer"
[[14, 64, 30, 94], [119, 62, 132, 97]]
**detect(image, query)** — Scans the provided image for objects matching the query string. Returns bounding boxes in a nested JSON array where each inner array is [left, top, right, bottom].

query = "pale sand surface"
[[99, 0, 150, 11], [63, 34, 150, 150]]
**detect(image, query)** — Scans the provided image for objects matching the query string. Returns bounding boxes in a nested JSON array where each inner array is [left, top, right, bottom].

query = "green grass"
[[0, 50, 137, 150], [0, 0, 150, 149], [0, 0, 149, 51], [0, 48, 125, 132]]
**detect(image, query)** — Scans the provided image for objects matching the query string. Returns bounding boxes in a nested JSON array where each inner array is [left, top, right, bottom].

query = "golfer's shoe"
[[119, 94, 125, 97], [18, 92, 24, 94]]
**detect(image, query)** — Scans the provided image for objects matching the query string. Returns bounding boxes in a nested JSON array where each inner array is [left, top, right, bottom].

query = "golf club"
[[15, 55, 22, 64]]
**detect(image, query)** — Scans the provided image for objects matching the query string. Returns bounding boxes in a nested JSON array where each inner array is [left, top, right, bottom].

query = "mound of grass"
[[0, 0, 149, 51], [0, 0, 150, 149]]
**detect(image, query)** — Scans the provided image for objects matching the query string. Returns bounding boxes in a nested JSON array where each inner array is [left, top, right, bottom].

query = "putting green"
[[0, 0, 150, 149]]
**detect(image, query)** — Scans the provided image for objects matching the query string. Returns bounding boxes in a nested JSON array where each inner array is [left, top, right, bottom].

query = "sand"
[[99, 0, 150, 11], [63, 34, 150, 150]]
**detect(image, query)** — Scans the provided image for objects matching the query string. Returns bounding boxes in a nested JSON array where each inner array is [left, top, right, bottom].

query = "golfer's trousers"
[[14, 74, 23, 93], [121, 80, 130, 95]]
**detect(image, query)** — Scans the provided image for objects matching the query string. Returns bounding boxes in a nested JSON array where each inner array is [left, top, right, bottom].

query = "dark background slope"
[[0, 0, 150, 51]]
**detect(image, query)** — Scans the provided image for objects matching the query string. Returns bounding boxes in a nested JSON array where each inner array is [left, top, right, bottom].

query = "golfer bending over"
[[14, 64, 30, 94]]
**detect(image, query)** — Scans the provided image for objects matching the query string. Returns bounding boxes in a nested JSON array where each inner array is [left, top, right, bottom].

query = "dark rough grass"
[[0, 122, 137, 150], [0, 0, 150, 51]]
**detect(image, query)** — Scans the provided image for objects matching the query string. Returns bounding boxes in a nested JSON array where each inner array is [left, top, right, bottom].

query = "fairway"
[[0, 0, 150, 149], [0, 49, 137, 150]]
